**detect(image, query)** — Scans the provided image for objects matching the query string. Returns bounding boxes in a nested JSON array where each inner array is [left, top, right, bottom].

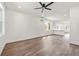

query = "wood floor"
[[1, 34, 79, 56]]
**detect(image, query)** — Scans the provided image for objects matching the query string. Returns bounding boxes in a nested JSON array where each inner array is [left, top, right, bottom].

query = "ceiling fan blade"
[[45, 2, 54, 7], [45, 8, 52, 10], [39, 2, 43, 7], [34, 7, 42, 9]]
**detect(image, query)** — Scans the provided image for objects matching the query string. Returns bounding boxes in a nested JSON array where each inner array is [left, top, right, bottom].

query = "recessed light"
[[18, 6, 22, 8]]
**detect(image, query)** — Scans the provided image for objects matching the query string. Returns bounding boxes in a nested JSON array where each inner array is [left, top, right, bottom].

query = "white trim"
[[0, 3, 5, 37]]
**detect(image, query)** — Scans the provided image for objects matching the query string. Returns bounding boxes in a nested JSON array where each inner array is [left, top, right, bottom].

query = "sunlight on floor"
[[64, 33, 70, 40]]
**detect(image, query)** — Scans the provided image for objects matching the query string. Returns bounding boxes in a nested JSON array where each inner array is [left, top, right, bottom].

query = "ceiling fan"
[[34, 2, 54, 13]]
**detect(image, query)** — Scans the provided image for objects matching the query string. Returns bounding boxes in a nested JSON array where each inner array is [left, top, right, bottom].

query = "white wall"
[[70, 6, 79, 45], [0, 9, 53, 55], [5, 9, 53, 43]]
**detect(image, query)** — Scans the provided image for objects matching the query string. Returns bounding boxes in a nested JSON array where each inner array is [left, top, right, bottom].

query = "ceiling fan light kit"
[[35, 2, 54, 13]]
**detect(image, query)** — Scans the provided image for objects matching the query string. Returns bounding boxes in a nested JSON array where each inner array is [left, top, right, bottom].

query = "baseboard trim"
[[70, 43, 79, 46], [7, 34, 63, 45]]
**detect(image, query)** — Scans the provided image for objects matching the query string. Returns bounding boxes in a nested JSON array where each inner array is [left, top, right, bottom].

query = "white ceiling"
[[4, 2, 79, 21]]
